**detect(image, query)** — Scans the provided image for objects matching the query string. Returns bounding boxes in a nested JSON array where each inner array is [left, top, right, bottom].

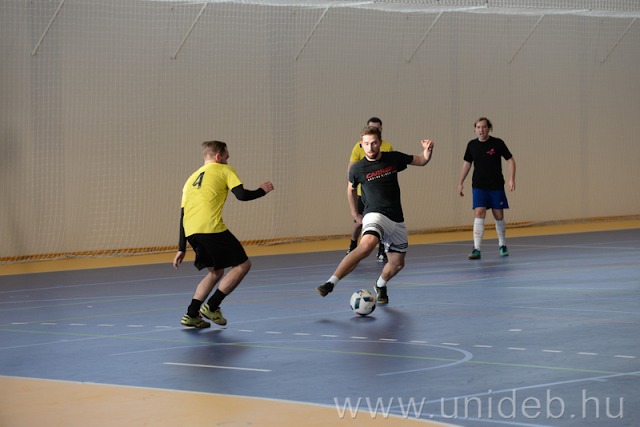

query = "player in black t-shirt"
[[458, 118, 516, 259], [317, 126, 434, 304], [346, 117, 393, 263]]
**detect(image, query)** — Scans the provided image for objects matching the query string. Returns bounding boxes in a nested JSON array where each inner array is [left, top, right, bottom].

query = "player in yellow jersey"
[[347, 117, 393, 262], [173, 140, 274, 328]]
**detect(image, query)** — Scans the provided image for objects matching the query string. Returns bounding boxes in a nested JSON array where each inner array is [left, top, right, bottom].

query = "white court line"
[[7, 320, 633, 364], [378, 343, 474, 376], [508, 329, 522, 332], [441, 342, 460, 346], [0, 325, 196, 352], [111, 344, 211, 356], [398, 370, 640, 417], [164, 362, 271, 372], [229, 308, 373, 327], [428, 300, 640, 316]]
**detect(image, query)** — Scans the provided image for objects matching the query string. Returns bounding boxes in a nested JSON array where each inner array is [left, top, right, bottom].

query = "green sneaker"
[[374, 284, 389, 304], [468, 248, 481, 259], [500, 245, 509, 257], [316, 281, 335, 297], [199, 304, 227, 326], [181, 314, 210, 329]]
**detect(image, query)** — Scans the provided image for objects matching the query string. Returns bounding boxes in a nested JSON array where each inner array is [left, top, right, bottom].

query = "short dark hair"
[[474, 117, 492, 130], [202, 140, 227, 158], [361, 125, 382, 140], [367, 117, 382, 127]]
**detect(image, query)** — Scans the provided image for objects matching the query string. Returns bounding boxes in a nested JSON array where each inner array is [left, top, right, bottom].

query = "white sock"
[[495, 219, 506, 247], [473, 218, 485, 250], [376, 277, 388, 288], [328, 275, 339, 285]]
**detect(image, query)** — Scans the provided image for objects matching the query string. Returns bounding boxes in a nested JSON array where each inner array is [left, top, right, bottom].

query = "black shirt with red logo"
[[349, 151, 413, 223], [463, 136, 513, 191]]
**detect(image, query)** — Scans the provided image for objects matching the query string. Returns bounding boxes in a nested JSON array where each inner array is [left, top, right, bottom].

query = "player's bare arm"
[[507, 158, 516, 191], [347, 161, 357, 179], [459, 161, 472, 196], [173, 251, 185, 269], [410, 139, 434, 166], [347, 182, 362, 225]]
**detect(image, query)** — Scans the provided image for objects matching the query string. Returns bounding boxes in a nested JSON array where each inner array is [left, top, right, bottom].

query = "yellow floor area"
[[0, 376, 460, 427], [1, 219, 638, 276]]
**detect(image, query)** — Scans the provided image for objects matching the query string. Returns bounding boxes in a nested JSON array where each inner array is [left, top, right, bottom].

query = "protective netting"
[[1, 0, 639, 262]]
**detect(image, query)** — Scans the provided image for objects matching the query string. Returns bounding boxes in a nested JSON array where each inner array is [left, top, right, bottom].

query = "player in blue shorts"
[[458, 118, 516, 259]]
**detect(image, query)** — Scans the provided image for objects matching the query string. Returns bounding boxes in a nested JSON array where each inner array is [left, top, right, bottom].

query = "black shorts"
[[187, 230, 248, 271]]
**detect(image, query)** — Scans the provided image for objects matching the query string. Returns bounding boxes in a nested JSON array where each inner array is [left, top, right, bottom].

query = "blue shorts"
[[472, 188, 509, 210]]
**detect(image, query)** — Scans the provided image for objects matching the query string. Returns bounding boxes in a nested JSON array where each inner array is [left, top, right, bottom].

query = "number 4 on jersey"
[[192, 172, 204, 189]]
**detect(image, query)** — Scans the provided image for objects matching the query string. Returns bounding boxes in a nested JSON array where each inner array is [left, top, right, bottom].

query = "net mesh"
[[1, 0, 639, 263]]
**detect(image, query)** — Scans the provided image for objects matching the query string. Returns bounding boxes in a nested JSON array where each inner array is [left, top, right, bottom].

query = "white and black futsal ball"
[[349, 289, 376, 316]]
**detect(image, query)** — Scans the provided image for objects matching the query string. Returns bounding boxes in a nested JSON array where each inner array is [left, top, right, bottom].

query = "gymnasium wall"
[[1, 0, 639, 261]]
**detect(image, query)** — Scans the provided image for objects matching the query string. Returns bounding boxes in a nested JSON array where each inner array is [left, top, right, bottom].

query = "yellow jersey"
[[181, 162, 243, 236]]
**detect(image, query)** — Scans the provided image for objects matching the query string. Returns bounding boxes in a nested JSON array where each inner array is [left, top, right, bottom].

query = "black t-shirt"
[[349, 151, 414, 223], [463, 136, 513, 190]]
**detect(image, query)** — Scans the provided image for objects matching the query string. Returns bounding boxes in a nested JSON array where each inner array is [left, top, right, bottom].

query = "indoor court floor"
[[1, 222, 639, 427]]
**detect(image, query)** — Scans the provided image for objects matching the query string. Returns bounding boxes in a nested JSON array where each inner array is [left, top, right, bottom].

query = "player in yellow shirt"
[[347, 117, 393, 262], [173, 140, 274, 328]]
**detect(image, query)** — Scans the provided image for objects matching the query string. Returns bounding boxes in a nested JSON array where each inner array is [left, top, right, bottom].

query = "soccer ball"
[[350, 289, 376, 316]]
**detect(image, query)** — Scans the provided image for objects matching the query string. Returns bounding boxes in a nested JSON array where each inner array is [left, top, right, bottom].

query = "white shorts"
[[361, 213, 408, 253]]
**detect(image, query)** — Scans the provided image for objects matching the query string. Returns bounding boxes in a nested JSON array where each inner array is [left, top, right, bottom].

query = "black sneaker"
[[374, 284, 389, 304], [376, 252, 388, 263], [316, 282, 335, 297]]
